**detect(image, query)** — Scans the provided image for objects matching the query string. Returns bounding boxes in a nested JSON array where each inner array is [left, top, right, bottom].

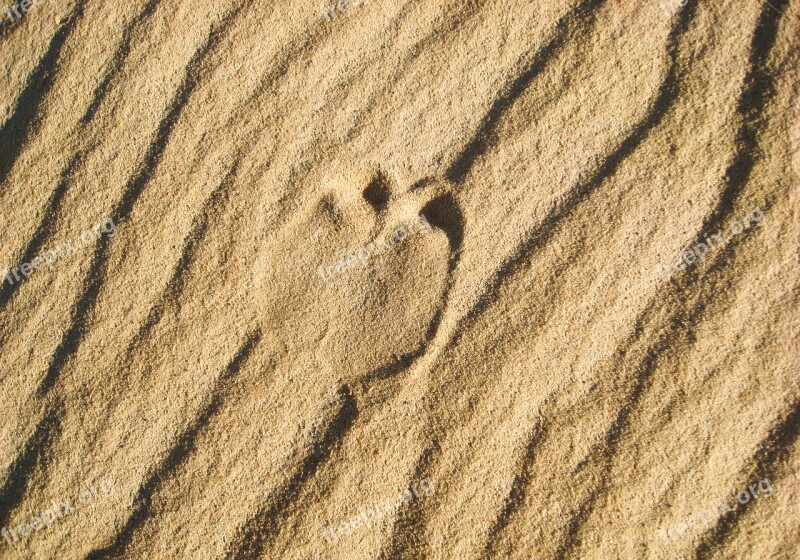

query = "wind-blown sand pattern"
[[0, 0, 798, 558]]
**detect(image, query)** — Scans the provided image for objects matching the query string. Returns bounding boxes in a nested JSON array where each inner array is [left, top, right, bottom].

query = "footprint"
[[361, 172, 392, 212], [254, 167, 461, 384]]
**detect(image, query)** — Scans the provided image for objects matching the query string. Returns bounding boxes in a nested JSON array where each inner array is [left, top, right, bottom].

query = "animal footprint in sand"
[[256, 168, 463, 382]]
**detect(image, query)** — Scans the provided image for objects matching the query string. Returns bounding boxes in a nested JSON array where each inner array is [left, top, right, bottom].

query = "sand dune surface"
[[0, 0, 799, 558]]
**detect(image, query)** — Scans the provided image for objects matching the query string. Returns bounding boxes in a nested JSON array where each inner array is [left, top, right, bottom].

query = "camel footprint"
[[256, 167, 462, 383]]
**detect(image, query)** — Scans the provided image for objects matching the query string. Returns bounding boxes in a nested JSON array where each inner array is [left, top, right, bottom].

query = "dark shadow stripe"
[[693, 399, 800, 560], [35, 2, 248, 398], [377, 446, 437, 560], [480, 423, 546, 559], [0, 146, 91, 312], [79, 0, 163, 126], [686, 2, 793, 553], [0, 401, 63, 530], [0, 1, 85, 193], [0, 0, 164, 313], [443, 0, 699, 358], [474, 2, 701, 555], [83, 331, 261, 560], [555, 175, 784, 558], [445, 0, 606, 184], [690, 0, 788, 251], [552, 321, 665, 559], [226, 385, 358, 559], [0, 9, 22, 40], [123, 156, 241, 361]]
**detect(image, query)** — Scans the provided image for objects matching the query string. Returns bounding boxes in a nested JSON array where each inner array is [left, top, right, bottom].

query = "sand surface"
[[0, 0, 799, 558]]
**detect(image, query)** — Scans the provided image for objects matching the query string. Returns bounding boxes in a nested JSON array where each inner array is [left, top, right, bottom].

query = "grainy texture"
[[0, 0, 798, 559]]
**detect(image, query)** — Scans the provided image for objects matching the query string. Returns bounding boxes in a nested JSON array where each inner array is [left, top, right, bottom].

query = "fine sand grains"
[[0, 1, 798, 559]]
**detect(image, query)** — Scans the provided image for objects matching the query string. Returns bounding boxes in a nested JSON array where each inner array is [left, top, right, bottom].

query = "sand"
[[0, 0, 798, 558]]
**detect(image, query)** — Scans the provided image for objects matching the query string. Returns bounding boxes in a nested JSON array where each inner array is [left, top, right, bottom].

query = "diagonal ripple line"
[[445, 0, 607, 184], [35, 2, 252, 399], [0, 1, 86, 194], [443, 0, 700, 360], [82, 331, 262, 560]]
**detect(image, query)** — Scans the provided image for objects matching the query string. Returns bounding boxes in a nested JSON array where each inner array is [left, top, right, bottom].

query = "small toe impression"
[[420, 192, 463, 255], [362, 172, 392, 211], [312, 167, 388, 238], [318, 192, 346, 229]]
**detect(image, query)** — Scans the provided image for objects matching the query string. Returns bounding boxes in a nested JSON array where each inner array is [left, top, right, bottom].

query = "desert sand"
[[0, 0, 798, 558]]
